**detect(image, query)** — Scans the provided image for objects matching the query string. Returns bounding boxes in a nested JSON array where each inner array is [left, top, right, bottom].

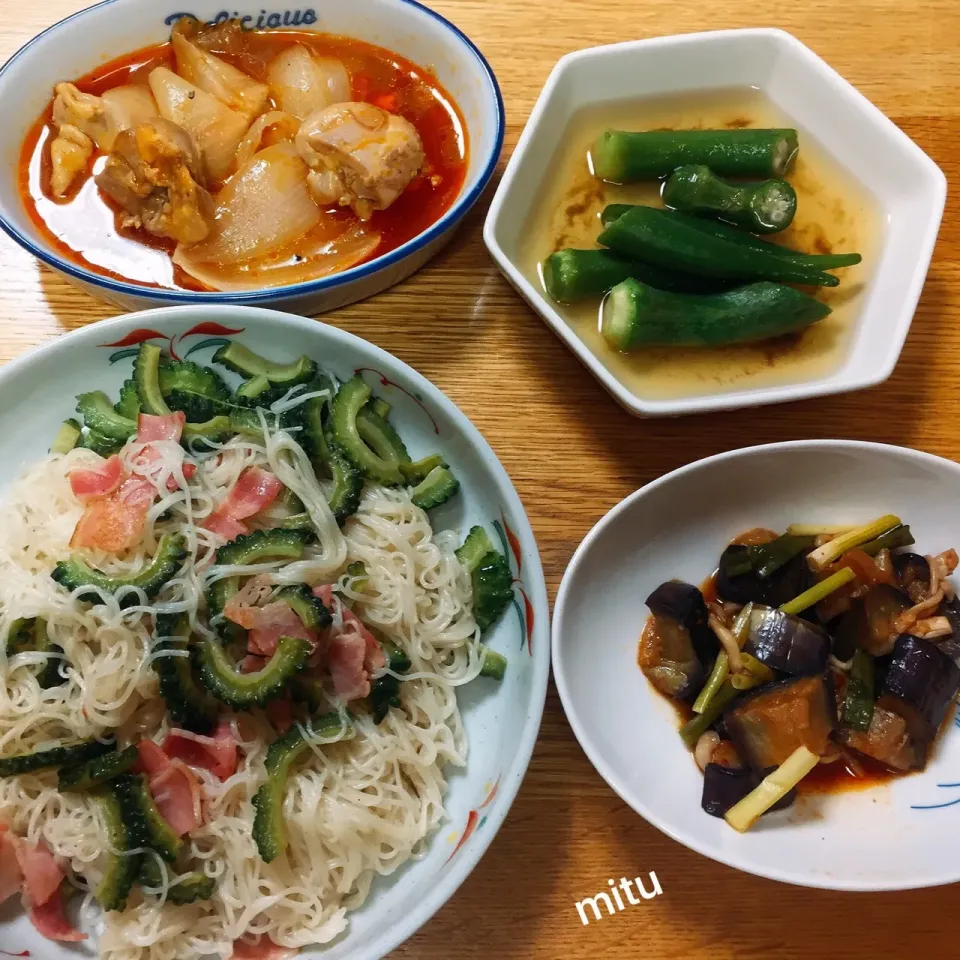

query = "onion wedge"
[[174, 222, 380, 292], [148, 66, 250, 182], [175, 143, 321, 267], [172, 27, 269, 118], [266, 46, 350, 120], [235, 111, 301, 169]]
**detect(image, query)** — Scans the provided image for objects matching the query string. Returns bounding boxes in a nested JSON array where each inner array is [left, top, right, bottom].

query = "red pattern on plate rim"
[[177, 322, 245, 341], [101, 324, 249, 361], [101, 328, 168, 349], [101, 327, 180, 360], [445, 777, 501, 864], [355, 367, 440, 435], [96, 337, 437, 437], [499, 511, 523, 575], [518, 586, 534, 654]]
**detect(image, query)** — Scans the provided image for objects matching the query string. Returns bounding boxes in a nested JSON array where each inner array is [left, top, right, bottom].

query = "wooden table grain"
[[1, 1, 959, 957]]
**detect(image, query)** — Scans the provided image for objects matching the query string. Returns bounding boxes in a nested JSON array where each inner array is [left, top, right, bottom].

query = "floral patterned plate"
[[0, 305, 549, 958]]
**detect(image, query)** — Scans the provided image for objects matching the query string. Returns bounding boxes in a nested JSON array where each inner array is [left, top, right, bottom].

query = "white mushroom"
[[695, 731, 721, 771]]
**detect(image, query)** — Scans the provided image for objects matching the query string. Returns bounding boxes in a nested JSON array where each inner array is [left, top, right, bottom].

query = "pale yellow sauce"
[[523, 87, 884, 402]]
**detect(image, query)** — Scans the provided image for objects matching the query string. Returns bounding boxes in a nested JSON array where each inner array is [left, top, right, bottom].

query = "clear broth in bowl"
[[523, 87, 883, 402]]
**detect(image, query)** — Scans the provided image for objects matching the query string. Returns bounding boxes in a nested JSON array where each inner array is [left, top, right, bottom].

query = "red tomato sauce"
[[19, 29, 468, 291]]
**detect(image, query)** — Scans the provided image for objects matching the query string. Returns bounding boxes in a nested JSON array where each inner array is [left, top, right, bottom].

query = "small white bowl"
[[484, 29, 946, 417], [0, 0, 503, 312], [553, 440, 960, 891]]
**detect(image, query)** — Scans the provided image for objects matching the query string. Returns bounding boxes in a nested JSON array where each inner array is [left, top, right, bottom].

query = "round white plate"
[[553, 440, 960, 891], [0, 305, 549, 958]]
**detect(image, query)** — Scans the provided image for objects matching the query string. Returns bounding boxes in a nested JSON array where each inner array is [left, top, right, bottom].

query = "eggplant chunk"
[[645, 581, 717, 667], [878, 634, 960, 743], [835, 585, 911, 658], [836, 705, 926, 772], [893, 553, 931, 604], [716, 545, 809, 608], [638, 614, 705, 700], [640, 581, 717, 699], [745, 607, 831, 676], [701, 763, 753, 818], [939, 598, 960, 663], [701, 762, 796, 818], [937, 639, 960, 666], [725, 674, 836, 771]]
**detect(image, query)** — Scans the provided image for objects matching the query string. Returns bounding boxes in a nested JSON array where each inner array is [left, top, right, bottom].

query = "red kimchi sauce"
[[19, 30, 468, 291]]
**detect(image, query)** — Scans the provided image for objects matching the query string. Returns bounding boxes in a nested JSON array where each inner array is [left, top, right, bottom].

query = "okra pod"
[[541, 248, 730, 301], [598, 206, 855, 286], [600, 204, 862, 271], [591, 128, 799, 182], [601, 278, 830, 351], [662, 165, 797, 234]]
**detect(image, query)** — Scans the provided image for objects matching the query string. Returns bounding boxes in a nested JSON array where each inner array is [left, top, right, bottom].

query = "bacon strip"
[[69, 467, 157, 553], [0, 825, 23, 904], [149, 760, 203, 836], [134, 739, 204, 835], [223, 575, 276, 628], [247, 603, 316, 657], [67, 410, 201, 552], [264, 696, 294, 735], [137, 412, 186, 443], [164, 720, 239, 781], [26, 886, 87, 942], [204, 467, 283, 542], [311, 584, 386, 702], [69, 454, 123, 501], [5, 834, 86, 942], [241, 654, 267, 674], [134, 738, 171, 777], [231, 935, 298, 959], [12, 838, 63, 907], [205, 510, 248, 541]]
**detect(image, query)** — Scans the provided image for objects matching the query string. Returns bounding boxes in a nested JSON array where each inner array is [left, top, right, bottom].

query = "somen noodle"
[[0, 408, 485, 958]]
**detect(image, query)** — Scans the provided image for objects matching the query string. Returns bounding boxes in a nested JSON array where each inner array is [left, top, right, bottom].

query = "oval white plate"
[[553, 440, 960, 891], [0, 305, 549, 958]]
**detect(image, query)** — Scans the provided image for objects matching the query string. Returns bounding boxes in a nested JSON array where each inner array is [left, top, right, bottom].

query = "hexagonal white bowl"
[[483, 29, 946, 417], [553, 440, 960, 890]]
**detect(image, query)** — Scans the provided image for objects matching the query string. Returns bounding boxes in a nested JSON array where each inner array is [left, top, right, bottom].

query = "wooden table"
[[1, 1, 959, 957]]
